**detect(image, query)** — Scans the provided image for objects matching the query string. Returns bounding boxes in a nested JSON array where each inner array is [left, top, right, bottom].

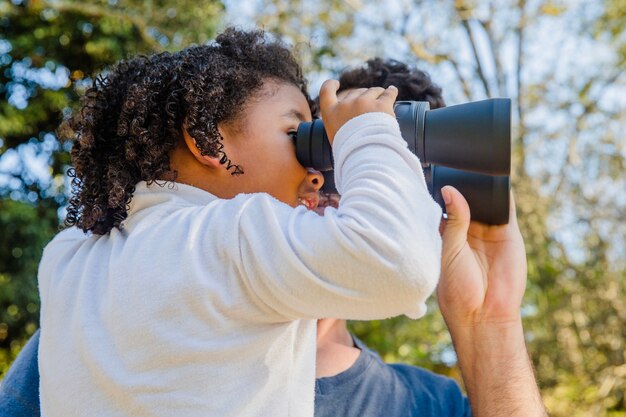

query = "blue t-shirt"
[[0, 330, 471, 417], [0, 330, 40, 416], [315, 337, 471, 417]]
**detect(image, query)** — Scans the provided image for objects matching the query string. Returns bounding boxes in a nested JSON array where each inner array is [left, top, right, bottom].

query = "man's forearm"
[[450, 319, 547, 417]]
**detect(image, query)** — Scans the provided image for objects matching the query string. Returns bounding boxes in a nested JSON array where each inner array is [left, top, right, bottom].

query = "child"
[[39, 28, 442, 416]]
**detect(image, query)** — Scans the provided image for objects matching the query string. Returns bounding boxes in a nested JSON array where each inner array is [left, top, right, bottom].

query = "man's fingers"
[[441, 185, 471, 249], [442, 186, 471, 225], [508, 190, 519, 227], [319, 79, 340, 114]]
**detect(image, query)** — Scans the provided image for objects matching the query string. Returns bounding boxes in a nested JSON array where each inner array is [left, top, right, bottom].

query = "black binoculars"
[[295, 98, 511, 225]]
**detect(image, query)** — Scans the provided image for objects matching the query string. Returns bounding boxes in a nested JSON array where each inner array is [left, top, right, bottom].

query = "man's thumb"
[[441, 185, 471, 238]]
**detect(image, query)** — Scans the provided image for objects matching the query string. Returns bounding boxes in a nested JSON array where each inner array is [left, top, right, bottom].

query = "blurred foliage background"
[[0, 0, 624, 416]]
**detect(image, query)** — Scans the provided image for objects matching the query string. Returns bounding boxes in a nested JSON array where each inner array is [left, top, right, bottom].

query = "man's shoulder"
[[387, 362, 471, 416], [353, 336, 463, 397], [354, 336, 471, 416], [389, 362, 463, 395], [0, 330, 41, 417]]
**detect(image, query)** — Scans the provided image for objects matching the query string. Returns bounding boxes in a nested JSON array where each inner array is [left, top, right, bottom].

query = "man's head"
[[336, 58, 445, 109]]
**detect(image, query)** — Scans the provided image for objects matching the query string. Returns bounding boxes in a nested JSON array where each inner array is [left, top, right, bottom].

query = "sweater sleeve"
[[223, 112, 442, 321]]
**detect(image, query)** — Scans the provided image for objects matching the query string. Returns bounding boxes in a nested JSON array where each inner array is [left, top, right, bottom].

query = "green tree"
[[0, 0, 224, 376], [0, 199, 57, 373]]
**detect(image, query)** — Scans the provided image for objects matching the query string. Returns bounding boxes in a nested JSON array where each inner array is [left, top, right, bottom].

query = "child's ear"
[[182, 128, 221, 168]]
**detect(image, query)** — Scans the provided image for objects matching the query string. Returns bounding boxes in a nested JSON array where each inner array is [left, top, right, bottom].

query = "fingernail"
[[441, 188, 451, 205]]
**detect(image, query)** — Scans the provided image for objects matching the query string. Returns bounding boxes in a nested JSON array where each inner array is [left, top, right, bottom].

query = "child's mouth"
[[298, 194, 319, 211]]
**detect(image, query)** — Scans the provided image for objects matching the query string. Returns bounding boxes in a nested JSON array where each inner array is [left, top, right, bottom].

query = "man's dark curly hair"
[[337, 58, 446, 109], [59, 28, 312, 235]]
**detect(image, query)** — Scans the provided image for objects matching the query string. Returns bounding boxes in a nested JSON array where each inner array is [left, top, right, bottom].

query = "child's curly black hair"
[[59, 28, 313, 235], [337, 58, 446, 109]]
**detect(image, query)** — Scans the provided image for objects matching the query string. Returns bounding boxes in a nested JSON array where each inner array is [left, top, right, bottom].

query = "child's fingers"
[[377, 85, 398, 103], [358, 87, 387, 101], [319, 80, 340, 112], [340, 88, 368, 101]]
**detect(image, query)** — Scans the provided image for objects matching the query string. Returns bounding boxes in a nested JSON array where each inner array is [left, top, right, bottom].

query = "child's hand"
[[319, 80, 398, 145]]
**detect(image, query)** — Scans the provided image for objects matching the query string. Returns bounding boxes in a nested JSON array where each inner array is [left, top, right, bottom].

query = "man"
[[0, 59, 546, 417], [313, 59, 546, 417]]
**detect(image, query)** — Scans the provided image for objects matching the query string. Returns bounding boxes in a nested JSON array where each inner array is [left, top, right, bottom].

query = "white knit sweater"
[[38, 112, 443, 417]]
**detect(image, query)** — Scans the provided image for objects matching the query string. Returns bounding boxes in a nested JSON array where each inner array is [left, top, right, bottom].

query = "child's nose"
[[307, 169, 324, 192]]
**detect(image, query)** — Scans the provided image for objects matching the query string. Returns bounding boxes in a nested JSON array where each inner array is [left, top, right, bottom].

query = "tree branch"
[[478, 3, 504, 95], [455, 2, 491, 97], [447, 56, 473, 101]]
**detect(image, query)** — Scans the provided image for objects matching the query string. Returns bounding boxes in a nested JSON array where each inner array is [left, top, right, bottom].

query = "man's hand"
[[437, 185, 547, 417], [437, 185, 527, 328], [319, 80, 397, 145]]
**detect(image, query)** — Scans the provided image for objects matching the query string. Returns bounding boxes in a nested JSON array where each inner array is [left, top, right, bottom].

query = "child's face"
[[219, 80, 322, 209]]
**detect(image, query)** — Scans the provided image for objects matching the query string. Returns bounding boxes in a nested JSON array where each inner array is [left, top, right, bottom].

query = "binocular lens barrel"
[[321, 167, 510, 225], [424, 99, 510, 175], [427, 166, 510, 225], [296, 98, 511, 175]]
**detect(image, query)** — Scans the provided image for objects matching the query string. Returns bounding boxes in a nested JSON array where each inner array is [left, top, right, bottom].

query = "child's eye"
[[288, 131, 297, 142]]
